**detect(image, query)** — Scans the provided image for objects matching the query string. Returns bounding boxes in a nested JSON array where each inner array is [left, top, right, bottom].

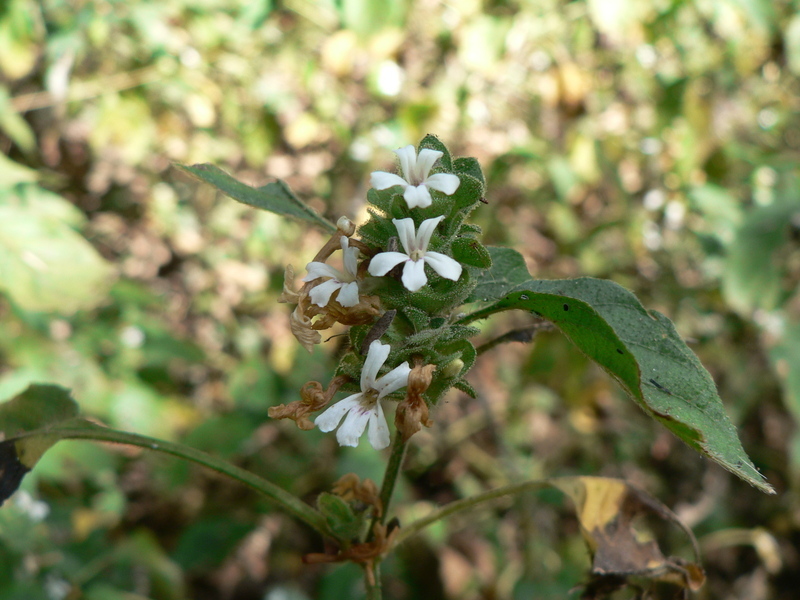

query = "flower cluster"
[[273, 138, 486, 449]]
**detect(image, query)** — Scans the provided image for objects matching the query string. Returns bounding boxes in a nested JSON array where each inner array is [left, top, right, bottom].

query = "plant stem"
[[54, 424, 334, 540], [393, 479, 549, 546], [364, 563, 382, 600], [378, 433, 408, 524]]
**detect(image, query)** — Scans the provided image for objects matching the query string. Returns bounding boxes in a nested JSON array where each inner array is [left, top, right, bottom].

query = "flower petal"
[[370, 171, 408, 190], [308, 278, 342, 307], [316, 394, 361, 432], [392, 218, 417, 254], [367, 402, 391, 450], [375, 362, 411, 399], [425, 173, 460, 195], [336, 403, 372, 446], [368, 251, 408, 276], [415, 148, 443, 181], [403, 184, 433, 209], [415, 215, 445, 251], [394, 145, 417, 182], [401, 259, 428, 291], [303, 261, 340, 281], [362, 340, 391, 390], [423, 252, 462, 281], [341, 238, 359, 278], [336, 281, 360, 307]]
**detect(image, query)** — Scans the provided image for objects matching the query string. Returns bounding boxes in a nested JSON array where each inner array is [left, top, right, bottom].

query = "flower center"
[[409, 249, 425, 262], [361, 388, 379, 407]]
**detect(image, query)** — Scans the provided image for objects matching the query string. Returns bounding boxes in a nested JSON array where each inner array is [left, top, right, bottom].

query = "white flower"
[[370, 145, 460, 209], [367, 216, 462, 292], [302, 236, 360, 307], [316, 341, 411, 449]]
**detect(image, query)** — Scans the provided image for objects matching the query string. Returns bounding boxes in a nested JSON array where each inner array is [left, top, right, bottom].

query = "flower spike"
[[316, 341, 411, 449], [370, 145, 460, 209], [368, 216, 462, 292]]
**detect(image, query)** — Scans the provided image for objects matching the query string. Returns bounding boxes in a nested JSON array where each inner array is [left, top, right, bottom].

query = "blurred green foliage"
[[2, 0, 800, 598]]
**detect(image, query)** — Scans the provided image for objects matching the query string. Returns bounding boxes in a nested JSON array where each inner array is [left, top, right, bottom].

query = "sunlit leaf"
[[0, 154, 37, 187], [0, 87, 35, 153], [177, 163, 337, 233], [0, 198, 116, 314], [462, 273, 774, 494]]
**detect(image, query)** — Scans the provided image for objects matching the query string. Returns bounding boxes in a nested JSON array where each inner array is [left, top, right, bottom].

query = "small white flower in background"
[[14, 490, 50, 522], [316, 340, 411, 450], [370, 145, 460, 209], [368, 216, 462, 292], [302, 236, 360, 307]]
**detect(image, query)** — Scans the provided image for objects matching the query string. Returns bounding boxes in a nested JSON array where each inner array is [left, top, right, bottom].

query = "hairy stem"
[[53, 424, 333, 539], [378, 433, 408, 524]]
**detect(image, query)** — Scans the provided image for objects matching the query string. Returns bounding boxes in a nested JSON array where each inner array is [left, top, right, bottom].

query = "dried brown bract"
[[268, 375, 349, 430], [395, 360, 436, 442]]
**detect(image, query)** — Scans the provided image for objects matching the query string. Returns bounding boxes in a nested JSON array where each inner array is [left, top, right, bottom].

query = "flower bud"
[[337, 216, 356, 236], [441, 358, 464, 379]]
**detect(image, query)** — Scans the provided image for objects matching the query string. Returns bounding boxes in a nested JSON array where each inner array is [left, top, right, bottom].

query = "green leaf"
[[466, 246, 531, 303], [0, 154, 36, 187], [0, 384, 86, 502], [0, 87, 35, 153], [177, 163, 337, 233], [0, 189, 116, 314], [316, 492, 366, 541], [722, 202, 800, 314], [461, 278, 774, 494], [451, 236, 492, 269]]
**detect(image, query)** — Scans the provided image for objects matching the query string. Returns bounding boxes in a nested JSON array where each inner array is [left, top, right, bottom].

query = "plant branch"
[[393, 479, 548, 547], [377, 433, 408, 524], [475, 323, 554, 356], [53, 425, 334, 540]]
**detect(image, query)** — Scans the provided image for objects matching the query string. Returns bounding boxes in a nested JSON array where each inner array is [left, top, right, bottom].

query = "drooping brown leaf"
[[552, 476, 705, 598]]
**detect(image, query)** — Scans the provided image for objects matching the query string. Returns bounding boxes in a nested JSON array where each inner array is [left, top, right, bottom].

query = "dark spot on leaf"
[[616, 348, 624, 354], [0, 440, 30, 504], [563, 304, 570, 311], [649, 379, 672, 395]]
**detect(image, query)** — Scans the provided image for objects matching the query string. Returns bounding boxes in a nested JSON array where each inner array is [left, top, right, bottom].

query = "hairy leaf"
[[462, 276, 774, 494], [466, 246, 531, 303], [177, 163, 337, 233]]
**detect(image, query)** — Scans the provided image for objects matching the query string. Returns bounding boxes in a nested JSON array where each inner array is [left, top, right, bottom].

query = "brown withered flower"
[[394, 359, 436, 442], [303, 520, 400, 586], [331, 473, 383, 518], [268, 375, 349, 430]]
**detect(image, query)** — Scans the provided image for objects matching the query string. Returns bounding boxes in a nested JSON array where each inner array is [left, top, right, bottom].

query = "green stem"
[[364, 563, 382, 600], [378, 434, 408, 524], [393, 479, 548, 547], [54, 424, 333, 540]]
